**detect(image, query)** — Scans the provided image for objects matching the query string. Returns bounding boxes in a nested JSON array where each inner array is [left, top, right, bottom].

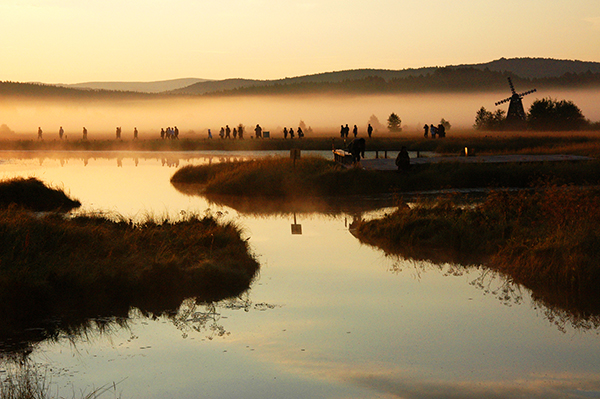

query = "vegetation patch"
[[0, 177, 81, 211], [171, 156, 600, 198], [0, 182, 259, 354], [353, 185, 600, 315]]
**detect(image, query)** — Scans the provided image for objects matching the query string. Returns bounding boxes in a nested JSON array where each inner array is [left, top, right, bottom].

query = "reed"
[[0, 207, 259, 352], [354, 184, 600, 304], [0, 177, 81, 211], [171, 156, 600, 198]]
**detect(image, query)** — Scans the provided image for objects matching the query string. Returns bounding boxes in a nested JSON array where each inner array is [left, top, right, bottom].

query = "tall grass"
[[0, 177, 80, 212], [0, 208, 259, 355], [171, 156, 600, 198], [354, 184, 600, 315]]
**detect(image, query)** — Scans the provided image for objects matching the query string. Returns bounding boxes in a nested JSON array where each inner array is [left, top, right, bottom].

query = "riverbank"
[[171, 155, 600, 198], [353, 185, 600, 317], [0, 178, 259, 355], [3, 132, 600, 156]]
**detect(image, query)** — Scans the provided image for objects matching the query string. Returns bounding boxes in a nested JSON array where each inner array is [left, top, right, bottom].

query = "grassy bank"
[[0, 177, 81, 211], [171, 156, 600, 198], [3, 132, 600, 155], [353, 185, 600, 316], [0, 179, 259, 354]]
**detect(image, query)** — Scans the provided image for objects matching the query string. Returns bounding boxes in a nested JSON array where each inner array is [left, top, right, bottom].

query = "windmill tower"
[[495, 77, 536, 126]]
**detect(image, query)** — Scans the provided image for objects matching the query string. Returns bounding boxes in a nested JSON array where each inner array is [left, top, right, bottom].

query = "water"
[[1, 151, 600, 399]]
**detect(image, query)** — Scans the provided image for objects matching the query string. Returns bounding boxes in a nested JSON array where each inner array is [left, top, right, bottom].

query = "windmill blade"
[[519, 89, 537, 97], [495, 97, 511, 106], [507, 77, 517, 95]]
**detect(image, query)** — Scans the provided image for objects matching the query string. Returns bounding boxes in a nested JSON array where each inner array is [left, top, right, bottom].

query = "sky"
[[1, 0, 600, 84]]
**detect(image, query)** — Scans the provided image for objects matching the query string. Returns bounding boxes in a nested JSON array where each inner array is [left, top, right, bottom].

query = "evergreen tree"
[[387, 113, 402, 132]]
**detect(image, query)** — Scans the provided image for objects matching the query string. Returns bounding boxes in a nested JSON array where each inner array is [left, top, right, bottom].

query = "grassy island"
[[353, 185, 600, 318], [171, 155, 600, 199], [0, 178, 259, 354]]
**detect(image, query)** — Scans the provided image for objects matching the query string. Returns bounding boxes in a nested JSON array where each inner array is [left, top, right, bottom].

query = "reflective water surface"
[[2, 151, 600, 399]]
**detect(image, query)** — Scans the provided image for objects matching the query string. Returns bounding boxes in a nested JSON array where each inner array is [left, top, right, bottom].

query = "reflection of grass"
[[354, 185, 600, 317], [0, 177, 81, 211], [171, 156, 600, 197], [0, 207, 259, 354]]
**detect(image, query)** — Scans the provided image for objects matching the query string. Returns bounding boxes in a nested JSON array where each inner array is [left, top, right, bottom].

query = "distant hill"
[[466, 57, 600, 79], [3, 58, 599, 99], [173, 57, 600, 95], [61, 78, 209, 93], [172, 68, 439, 95]]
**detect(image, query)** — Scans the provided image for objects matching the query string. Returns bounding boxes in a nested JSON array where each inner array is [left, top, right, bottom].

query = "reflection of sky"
[[3, 153, 600, 399]]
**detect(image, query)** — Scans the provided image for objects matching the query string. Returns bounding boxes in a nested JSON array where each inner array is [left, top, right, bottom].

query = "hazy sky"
[[1, 0, 599, 83]]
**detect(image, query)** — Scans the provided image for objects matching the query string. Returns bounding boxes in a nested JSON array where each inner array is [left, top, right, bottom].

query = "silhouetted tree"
[[440, 118, 451, 131], [368, 114, 384, 132], [527, 98, 588, 131], [474, 107, 506, 130], [387, 113, 402, 132]]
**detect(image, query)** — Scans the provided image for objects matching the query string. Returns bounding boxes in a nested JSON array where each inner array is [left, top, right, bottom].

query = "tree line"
[[474, 98, 599, 131], [3, 67, 600, 99]]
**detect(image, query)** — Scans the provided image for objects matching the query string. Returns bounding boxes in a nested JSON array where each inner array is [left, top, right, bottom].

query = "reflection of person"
[[395, 146, 410, 171]]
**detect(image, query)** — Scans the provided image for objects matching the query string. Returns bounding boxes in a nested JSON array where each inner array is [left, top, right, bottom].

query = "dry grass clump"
[[171, 156, 364, 197], [0, 208, 259, 346], [355, 185, 600, 301], [0, 177, 81, 211]]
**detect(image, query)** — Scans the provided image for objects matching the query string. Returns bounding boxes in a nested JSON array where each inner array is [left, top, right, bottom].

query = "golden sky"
[[2, 0, 600, 83]]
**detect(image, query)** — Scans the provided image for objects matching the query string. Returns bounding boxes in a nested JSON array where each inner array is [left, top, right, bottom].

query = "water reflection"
[[0, 252, 260, 359], [172, 182, 399, 216]]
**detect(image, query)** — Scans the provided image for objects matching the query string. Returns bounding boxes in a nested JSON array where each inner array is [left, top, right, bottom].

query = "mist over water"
[[1, 89, 598, 138]]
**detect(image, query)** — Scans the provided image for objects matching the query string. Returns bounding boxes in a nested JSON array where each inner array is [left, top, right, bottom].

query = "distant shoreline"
[[1, 133, 600, 156]]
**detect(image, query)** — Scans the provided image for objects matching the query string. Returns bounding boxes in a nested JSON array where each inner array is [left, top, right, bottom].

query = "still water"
[[2, 151, 600, 399]]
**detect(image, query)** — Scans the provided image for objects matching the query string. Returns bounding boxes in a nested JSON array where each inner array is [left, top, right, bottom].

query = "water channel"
[[1, 151, 600, 399]]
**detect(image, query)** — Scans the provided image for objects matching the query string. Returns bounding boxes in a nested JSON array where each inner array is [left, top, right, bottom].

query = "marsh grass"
[[171, 155, 600, 198], [354, 184, 600, 314], [0, 177, 81, 212], [0, 361, 120, 399], [4, 132, 600, 155], [0, 206, 259, 354]]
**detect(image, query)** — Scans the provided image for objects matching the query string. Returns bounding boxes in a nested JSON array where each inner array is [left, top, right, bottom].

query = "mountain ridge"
[[172, 57, 600, 95], [3, 57, 600, 97]]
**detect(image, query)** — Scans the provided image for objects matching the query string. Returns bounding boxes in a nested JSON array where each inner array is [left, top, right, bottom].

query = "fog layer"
[[1, 89, 598, 139]]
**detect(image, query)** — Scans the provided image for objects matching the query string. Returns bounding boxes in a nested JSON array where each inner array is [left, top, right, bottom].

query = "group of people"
[[340, 124, 374, 138], [160, 127, 179, 140], [214, 125, 245, 139], [282, 126, 304, 139], [37, 126, 85, 140], [423, 123, 446, 138]]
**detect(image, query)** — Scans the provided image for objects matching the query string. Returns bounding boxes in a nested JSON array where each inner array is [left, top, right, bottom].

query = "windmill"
[[495, 77, 536, 124]]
